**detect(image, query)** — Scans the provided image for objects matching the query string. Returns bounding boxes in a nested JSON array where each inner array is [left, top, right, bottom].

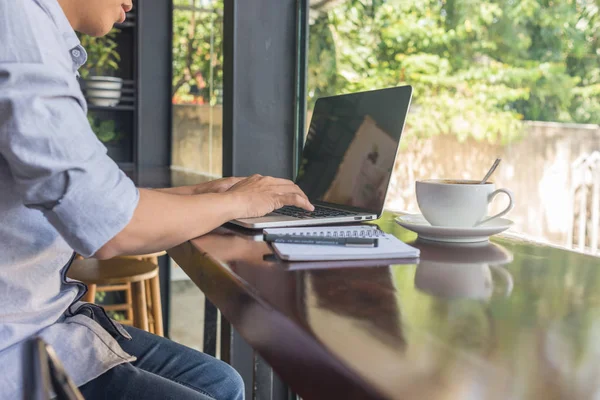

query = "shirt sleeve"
[[0, 2, 139, 257]]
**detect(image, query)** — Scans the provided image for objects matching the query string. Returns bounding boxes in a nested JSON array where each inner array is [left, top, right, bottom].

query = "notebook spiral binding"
[[286, 229, 385, 238]]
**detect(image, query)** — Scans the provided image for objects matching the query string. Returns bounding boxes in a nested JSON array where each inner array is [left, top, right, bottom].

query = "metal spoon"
[[480, 158, 501, 184]]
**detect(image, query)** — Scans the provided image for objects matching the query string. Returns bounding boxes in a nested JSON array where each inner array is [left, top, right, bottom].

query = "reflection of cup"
[[416, 179, 514, 227], [412, 240, 514, 300]]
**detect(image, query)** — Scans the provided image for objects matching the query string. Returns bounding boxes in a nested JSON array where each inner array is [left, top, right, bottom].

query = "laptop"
[[231, 85, 413, 229]]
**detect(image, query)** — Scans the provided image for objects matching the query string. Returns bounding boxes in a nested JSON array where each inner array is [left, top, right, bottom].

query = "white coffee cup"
[[416, 179, 514, 227]]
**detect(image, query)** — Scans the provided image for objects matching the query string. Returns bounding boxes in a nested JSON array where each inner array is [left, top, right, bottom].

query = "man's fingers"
[[228, 177, 246, 185], [278, 193, 314, 211], [233, 175, 296, 189], [271, 184, 310, 202], [262, 176, 295, 186]]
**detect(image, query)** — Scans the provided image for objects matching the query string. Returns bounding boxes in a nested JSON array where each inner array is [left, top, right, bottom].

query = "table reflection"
[[411, 240, 514, 300], [298, 236, 600, 399], [306, 267, 405, 348], [176, 220, 600, 399]]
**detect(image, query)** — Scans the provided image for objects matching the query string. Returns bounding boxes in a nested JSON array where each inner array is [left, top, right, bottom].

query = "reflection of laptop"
[[231, 85, 413, 229]]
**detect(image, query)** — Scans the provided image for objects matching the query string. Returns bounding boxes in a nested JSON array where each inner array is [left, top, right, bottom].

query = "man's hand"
[[225, 174, 314, 219], [192, 177, 245, 194], [154, 177, 245, 196], [95, 175, 313, 259]]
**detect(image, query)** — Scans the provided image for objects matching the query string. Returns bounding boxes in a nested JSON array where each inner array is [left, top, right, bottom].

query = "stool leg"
[[83, 284, 96, 303], [125, 282, 133, 323], [131, 281, 149, 332], [145, 279, 155, 334], [149, 275, 164, 337]]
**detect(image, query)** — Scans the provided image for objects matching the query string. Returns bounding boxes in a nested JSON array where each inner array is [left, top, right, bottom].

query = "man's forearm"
[[94, 188, 241, 259], [152, 186, 196, 196]]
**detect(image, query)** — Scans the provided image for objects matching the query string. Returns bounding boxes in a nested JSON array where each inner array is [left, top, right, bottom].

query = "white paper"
[[263, 225, 420, 262]]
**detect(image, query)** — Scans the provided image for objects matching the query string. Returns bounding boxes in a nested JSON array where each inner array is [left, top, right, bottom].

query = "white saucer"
[[395, 214, 513, 243]]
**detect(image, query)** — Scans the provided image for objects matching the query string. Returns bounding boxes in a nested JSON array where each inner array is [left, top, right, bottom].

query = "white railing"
[[568, 152, 600, 255]]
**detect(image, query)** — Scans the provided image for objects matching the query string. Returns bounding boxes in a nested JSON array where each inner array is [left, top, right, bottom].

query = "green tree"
[[307, 0, 600, 143], [172, 0, 223, 104], [308, 14, 341, 101]]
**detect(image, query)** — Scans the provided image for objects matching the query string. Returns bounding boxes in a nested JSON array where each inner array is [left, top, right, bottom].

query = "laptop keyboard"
[[272, 205, 357, 219]]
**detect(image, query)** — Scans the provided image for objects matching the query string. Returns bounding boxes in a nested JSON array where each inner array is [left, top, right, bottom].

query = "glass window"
[[307, 0, 600, 253], [171, 0, 224, 185], [170, 0, 224, 350]]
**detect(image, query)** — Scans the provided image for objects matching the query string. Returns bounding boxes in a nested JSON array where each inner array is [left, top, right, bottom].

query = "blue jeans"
[[79, 326, 245, 400]]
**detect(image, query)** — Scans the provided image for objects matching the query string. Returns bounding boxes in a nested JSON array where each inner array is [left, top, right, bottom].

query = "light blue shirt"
[[0, 0, 140, 397]]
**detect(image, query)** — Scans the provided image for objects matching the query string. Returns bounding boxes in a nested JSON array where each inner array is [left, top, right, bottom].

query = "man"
[[0, 0, 314, 398]]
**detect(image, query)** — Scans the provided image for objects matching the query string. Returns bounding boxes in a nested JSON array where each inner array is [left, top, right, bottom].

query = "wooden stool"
[[118, 251, 167, 265], [67, 258, 164, 336], [117, 251, 167, 335]]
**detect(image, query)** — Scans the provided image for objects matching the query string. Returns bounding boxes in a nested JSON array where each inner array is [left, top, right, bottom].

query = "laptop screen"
[[295, 86, 412, 214]]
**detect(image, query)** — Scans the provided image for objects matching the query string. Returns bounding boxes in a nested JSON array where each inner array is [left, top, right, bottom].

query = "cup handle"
[[476, 188, 514, 226], [489, 264, 514, 297]]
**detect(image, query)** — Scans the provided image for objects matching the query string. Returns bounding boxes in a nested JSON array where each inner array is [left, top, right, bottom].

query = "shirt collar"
[[36, 0, 88, 69]]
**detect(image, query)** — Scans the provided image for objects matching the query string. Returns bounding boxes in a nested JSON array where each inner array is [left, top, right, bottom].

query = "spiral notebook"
[[263, 225, 420, 261]]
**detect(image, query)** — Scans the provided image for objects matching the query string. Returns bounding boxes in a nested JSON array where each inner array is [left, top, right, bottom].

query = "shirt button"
[[71, 49, 81, 58]]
